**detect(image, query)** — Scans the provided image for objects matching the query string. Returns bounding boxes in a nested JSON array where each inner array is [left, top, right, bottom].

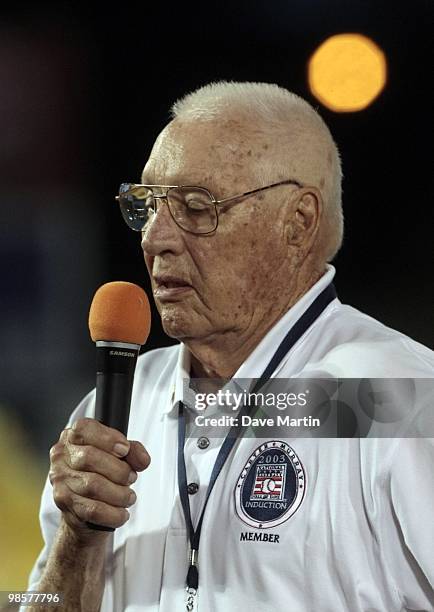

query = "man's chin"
[[160, 307, 203, 341]]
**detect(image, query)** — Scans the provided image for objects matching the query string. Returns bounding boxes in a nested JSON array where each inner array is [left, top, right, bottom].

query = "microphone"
[[88, 281, 151, 435], [86, 281, 151, 531]]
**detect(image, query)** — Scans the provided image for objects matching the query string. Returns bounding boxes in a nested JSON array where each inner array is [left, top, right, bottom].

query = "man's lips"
[[153, 275, 193, 300], [154, 275, 192, 288]]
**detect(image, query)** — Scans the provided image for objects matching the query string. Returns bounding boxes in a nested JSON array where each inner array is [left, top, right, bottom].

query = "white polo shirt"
[[27, 266, 434, 611]]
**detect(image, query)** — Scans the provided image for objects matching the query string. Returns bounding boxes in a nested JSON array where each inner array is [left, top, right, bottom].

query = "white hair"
[[170, 81, 343, 262]]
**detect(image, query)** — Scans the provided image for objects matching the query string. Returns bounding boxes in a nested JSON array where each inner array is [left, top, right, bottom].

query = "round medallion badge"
[[235, 440, 306, 529]]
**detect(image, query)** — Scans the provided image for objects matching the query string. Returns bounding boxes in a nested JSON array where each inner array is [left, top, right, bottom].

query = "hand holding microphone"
[[49, 282, 152, 541]]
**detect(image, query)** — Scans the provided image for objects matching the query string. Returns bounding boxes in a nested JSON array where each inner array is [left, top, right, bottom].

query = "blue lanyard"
[[177, 283, 337, 596]]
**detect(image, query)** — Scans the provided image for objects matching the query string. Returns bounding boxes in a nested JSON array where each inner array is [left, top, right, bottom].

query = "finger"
[[65, 444, 136, 486], [65, 468, 137, 508], [64, 418, 131, 458], [53, 481, 129, 529], [124, 441, 151, 472]]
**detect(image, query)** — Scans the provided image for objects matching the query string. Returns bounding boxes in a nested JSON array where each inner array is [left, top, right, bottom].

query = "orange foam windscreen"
[[89, 281, 151, 345]]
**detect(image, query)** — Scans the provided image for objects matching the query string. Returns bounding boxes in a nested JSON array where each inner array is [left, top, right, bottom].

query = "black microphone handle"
[[87, 341, 140, 532], [95, 371, 135, 435]]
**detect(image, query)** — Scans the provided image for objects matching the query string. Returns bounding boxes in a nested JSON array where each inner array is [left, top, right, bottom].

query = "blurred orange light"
[[308, 33, 387, 112]]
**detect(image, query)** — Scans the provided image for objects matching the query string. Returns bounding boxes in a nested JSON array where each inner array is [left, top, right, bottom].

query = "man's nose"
[[141, 198, 184, 256]]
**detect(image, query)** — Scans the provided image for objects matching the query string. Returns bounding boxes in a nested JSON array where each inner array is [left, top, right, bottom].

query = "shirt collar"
[[163, 264, 336, 416]]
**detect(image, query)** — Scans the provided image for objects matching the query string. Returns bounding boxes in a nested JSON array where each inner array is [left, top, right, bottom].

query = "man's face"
[[141, 118, 296, 342]]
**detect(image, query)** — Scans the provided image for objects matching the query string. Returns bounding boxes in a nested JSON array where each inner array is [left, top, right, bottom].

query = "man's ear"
[[287, 188, 322, 248]]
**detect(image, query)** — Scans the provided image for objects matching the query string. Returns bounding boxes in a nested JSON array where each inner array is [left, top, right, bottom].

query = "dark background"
[[1, 0, 433, 462]]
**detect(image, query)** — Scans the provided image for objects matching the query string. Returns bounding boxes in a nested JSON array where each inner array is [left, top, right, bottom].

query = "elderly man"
[[27, 82, 433, 612]]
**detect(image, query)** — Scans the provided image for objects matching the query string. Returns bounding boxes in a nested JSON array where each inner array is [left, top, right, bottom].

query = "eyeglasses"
[[115, 179, 303, 235]]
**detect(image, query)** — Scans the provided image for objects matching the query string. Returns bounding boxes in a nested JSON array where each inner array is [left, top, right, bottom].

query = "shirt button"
[[187, 482, 199, 495], [197, 436, 210, 449]]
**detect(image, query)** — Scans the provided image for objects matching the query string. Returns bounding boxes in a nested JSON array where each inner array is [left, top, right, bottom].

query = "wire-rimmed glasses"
[[115, 179, 303, 235]]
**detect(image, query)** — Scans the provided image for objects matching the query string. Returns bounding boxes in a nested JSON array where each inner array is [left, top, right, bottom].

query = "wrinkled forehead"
[[141, 118, 268, 192]]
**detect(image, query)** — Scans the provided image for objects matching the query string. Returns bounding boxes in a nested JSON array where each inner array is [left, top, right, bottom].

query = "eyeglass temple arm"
[[215, 179, 303, 206]]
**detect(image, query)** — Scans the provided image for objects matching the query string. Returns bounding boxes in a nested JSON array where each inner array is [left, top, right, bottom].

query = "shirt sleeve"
[[383, 436, 434, 610], [24, 390, 97, 593]]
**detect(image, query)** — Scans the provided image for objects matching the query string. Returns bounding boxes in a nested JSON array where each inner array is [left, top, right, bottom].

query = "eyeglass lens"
[[118, 185, 217, 234]]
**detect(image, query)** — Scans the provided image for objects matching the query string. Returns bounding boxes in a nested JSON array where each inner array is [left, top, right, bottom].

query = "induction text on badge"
[[235, 440, 306, 529]]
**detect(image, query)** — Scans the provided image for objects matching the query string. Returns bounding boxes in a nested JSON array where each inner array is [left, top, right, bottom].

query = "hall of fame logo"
[[235, 441, 306, 529]]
